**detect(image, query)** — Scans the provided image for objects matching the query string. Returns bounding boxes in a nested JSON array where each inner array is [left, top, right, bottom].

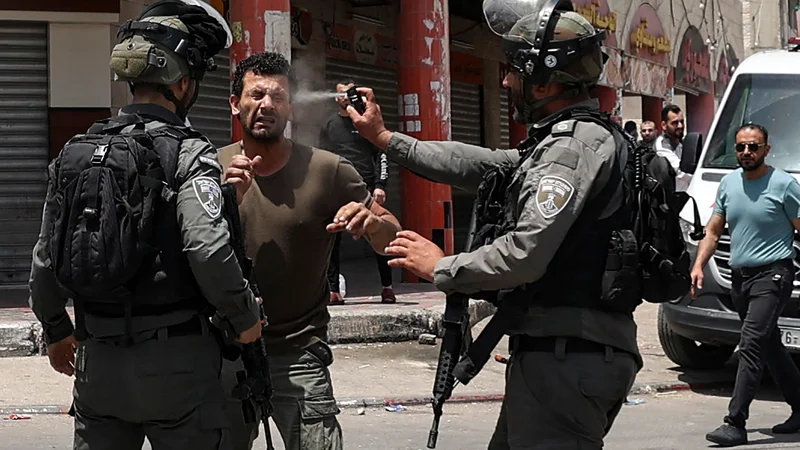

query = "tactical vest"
[[469, 109, 629, 313]]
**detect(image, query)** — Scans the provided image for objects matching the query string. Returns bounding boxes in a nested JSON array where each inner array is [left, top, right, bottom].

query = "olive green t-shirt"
[[218, 140, 372, 351]]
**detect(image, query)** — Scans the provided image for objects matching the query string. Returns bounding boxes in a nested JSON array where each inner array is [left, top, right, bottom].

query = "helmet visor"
[[483, 0, 547, 41], [180, 0, 233, 48]]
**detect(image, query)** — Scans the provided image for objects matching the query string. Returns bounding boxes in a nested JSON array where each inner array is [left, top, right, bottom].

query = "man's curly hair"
[[232, 52, 296, 98]]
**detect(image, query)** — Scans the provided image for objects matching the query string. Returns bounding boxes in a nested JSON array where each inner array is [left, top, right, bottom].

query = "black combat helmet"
[[483, 0, 608, 86]]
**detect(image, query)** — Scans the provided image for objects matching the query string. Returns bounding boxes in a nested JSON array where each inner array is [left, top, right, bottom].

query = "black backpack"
[[48, 114, 201, 326], [569, 110, 705, 307]]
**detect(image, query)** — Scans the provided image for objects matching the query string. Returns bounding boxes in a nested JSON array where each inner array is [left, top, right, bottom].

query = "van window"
[[703, 73, 800, 173]]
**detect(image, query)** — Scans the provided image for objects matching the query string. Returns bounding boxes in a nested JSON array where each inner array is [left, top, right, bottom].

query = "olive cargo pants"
[[72, 319, 229, 450], [488, 337, 638, 450], [222, 340, 343, 450]]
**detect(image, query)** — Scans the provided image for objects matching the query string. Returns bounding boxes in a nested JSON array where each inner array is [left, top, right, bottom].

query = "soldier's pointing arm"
[[175, 138, 260, 334], [433, 122, 617, 295], [386, 133, 520, 193]]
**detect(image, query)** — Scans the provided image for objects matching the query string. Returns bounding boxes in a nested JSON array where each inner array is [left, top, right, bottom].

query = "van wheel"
[[657, 305, 735, 369]]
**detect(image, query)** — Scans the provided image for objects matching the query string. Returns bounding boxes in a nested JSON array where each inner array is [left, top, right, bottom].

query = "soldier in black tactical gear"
[[28, 1, 262, 448], [346, 0, 648, 447]]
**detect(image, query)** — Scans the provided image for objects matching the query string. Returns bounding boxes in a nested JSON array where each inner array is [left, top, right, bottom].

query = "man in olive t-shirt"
[[218, 53, 401, 450]]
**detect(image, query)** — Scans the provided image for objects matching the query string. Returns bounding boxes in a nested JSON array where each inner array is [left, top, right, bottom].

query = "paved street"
[[3, 388, 800, 449]]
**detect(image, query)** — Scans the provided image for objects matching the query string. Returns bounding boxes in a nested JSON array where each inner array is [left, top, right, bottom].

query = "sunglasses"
[[735, 142, 766, 153]]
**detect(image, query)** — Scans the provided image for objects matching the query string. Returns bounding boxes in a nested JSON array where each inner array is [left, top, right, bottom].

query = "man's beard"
[[738, 155, 765, 172], [240, 113, 287, 143]]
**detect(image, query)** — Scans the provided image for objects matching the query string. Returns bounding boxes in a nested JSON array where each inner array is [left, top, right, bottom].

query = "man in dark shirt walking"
[[320, 79, 394, 304]]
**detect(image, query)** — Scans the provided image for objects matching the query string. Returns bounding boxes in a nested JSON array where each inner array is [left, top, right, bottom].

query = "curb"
[[0, 300, 497, 357], [0, 378, 735, 416]]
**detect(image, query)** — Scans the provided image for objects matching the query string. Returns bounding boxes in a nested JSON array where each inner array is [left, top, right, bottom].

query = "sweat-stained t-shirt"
[[218, 140, 372, 351]]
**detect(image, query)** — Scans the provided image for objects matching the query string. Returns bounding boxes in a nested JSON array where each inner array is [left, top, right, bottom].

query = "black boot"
[[773, 412, 800, 434], [706, 424, 748, 447]]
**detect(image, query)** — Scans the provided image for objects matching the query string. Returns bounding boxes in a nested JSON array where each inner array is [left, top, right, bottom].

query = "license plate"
[[780, 328, 800, 350]]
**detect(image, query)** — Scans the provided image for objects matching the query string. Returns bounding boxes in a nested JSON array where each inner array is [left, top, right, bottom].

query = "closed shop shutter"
[[0, 22, 49, 290], [188, 48, 231, 148], [499, 87, 511, 149], [325, 58, 402, 260], [450, 81, 483, 252]]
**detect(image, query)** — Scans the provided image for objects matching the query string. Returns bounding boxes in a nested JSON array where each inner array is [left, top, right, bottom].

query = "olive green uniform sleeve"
[[432, 121, 618, 295], [334, 156, 373, 209], [386, 133, 520, 194], [175, 138, 260, 334], [29, 160, 74, 345]]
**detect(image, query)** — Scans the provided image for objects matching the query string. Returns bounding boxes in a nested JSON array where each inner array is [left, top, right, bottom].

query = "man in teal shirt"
[[692, 123, 800, 446]]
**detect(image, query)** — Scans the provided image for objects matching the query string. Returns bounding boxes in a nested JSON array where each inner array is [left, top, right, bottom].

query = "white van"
[[658, 41, 800, 369]]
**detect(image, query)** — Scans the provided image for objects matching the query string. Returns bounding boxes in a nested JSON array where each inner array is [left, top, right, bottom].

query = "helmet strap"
[[518, 76, 585, 124], [158, 84, 194, 122]]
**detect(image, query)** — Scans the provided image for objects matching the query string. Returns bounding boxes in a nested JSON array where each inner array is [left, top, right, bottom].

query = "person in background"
[[319, 78, 395, 305], [624, 120, 638, 141], [654, 104, 691, 191], [692, 123, 800, 447], [639, 120, 657, 147]]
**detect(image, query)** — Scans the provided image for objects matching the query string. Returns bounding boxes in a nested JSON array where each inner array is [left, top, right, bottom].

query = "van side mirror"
[[680, 132, 703, 175]]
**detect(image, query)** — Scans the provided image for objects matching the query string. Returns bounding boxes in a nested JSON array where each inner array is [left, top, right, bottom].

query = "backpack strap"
[[88, 114, 147, 135]]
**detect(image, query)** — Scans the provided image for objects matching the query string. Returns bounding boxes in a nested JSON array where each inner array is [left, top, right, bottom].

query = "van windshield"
[[702, 73, 800, 173]]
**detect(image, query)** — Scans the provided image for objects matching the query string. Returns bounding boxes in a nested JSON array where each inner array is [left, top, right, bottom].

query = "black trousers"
[[725, 259, 800, 428], [327, 230, 392, 293]]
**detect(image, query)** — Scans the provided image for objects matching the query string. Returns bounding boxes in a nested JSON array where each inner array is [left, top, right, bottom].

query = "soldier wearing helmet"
[[29, 1, 262, 448], [345, 0, 641, 447]]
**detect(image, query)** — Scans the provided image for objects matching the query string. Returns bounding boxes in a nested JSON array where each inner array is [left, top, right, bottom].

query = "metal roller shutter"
[[188, 48, 231, 148], [450, 81, 483, 252], [0, 22, 49, 291], [325, 58, 402, 260], [499, 88, 511, 149]]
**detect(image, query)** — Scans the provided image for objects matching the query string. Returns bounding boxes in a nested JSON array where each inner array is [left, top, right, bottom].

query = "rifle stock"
[[220, 184, 275, 450]]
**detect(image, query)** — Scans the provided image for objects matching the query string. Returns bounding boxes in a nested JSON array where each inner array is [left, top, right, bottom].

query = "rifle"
[[426, 204, 479, 449], [220, 183, 275, 450]]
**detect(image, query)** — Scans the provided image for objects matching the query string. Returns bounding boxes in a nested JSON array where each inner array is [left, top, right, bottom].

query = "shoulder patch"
[[536, 175, 575, 219], [552, 120, 576, 137], [192, 176, 223, 219], [198, 155, 222, 172]]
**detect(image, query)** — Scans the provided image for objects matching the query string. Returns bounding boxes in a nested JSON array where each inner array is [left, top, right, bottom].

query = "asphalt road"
[[4, 387, 800, 450]]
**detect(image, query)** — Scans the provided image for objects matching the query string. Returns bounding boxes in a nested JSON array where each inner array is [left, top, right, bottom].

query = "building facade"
[[0, 0, 745, 300]]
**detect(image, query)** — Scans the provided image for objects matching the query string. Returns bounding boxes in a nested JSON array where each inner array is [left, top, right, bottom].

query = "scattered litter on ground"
[[357, 407, 366, 415], [624, 398, 646, 406], [494, 354, 509, 364], [358, 364, 370, 369], [4, 414, 31, 421], [655, 391, 680, 398], [418, 333, 437, 345], [385, 404, 407, 413]]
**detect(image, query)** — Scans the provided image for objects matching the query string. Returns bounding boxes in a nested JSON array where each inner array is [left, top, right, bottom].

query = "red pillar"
[[641, 95, 663, 132], [229, 0, 291, 143], [398, 0, 454, 282]]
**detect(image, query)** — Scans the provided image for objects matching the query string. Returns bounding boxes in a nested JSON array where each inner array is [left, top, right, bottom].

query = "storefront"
[[714, 43, 739, 102], [622, 3, 673, 130], [572, 0, 623, 115], [0, 21, 49, 291], [674, 25, 714, 135], [450, 51, 484, 251], [188, 48, 232, 148]]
